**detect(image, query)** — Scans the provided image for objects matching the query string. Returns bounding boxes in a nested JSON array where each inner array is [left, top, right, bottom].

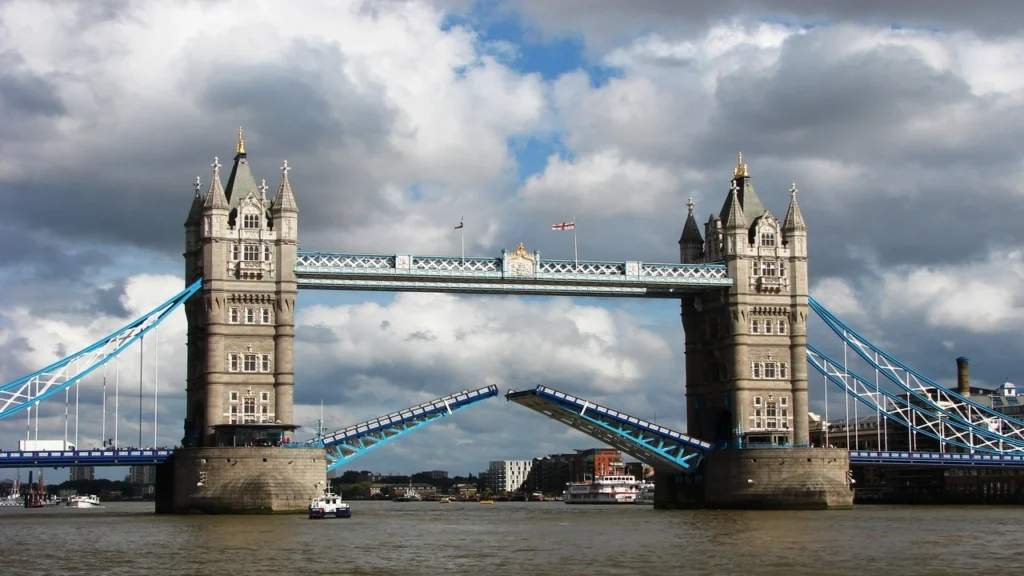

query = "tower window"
[[231, 244, 239, 261], [229, 308, 239, 324], [245, 309, 255, 324], [760, 233, 776, 247], [780, 363, 789, 379], [261, 308, 271, 324], [778, 320, 787, 335], [243, 354, 257, 372], [243, 213, 260, 229], [764, 320, 774, 335], [243, 244, 259, 261], [229, 391, 238, 402], [260, 391, 270, 402], [228, 354, 239, 372], [764, 363, 777, 379], [779, 261, 786, 277], [261, 354, 271, 372], [264, 245, 272, 261], [761, 261, 777, 276], [753, 396, 763, 407], [229, 405, 238, 424], [752, 362, 762, 379], [780, 396, 789, 407], [751, 320, 760, 334]]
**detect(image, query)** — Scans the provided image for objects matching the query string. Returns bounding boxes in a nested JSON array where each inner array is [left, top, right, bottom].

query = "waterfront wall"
[[157, 446, 326, 514]]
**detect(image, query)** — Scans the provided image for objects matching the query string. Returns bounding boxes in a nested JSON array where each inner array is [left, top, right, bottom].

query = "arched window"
[[760, 233, 776, 247], [243, 213, 260, 229]]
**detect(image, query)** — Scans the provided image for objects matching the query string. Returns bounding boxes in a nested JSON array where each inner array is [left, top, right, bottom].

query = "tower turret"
[[679, 197, 704, 264]]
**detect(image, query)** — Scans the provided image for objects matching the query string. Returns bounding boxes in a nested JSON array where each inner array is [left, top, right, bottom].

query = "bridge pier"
[[156, 447, 326, 514], [655, 448, 853, 510]]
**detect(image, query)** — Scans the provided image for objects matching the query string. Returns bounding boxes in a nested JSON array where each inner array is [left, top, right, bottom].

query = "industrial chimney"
[[956, 357, 970, 397]]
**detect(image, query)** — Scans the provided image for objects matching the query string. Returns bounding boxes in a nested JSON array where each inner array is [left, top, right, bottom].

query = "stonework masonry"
[[160, 130, 323, 514], [157, 447, 326, 514], [672, 154, 852, 509]]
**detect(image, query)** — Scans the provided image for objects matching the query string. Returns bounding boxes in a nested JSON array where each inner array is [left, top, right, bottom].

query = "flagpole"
[[572, 215, 578, 271]]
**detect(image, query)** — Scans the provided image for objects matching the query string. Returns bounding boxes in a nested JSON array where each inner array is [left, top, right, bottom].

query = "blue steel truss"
[[294, 251, 732, 298], [505, 385, 711, 472], [806, 344, 1024, 454], [0, 449, 171, 468], [809, 298, 1024, 443], [849, 450, 1024, 468], [317, 385, 499, 472], [0, 279, 203, 420]]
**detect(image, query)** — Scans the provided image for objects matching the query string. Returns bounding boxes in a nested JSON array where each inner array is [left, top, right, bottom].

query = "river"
[[1, 501, 1018, 575]]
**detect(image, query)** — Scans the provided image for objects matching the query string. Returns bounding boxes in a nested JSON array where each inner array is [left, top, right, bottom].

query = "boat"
[[66, 495, 101, 508], [308, 489, 351, 519], [635, 483, 655, 505], [479, 499, 494, 505], [392, 480, 423, 502], [563, 475, 642, 504], [438, 496, 452, 504]]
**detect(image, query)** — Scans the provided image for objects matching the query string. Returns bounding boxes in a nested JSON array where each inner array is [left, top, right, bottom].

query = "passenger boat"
[[66, 494, 101, 508], [635, 483, 655, 505], [438, 496, 452, 504], [308, 489, 351, 519], [563, 475, 642, 504]]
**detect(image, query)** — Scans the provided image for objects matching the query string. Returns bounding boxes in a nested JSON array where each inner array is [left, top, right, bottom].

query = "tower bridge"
[[3, 132, 1020, 511]]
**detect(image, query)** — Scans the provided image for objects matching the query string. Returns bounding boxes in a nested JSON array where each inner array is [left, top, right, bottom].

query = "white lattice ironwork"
[[0, 279, 203, 420], [643, 263, 731, 279], [412, 257, 500, 272], [809, 298, 1024, 446], [538, 261, 624, 275], [807, 344, 1024, 454], [296, 253, 394, 269]]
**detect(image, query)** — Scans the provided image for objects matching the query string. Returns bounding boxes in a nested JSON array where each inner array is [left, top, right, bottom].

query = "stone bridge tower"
[[183, 128, 299, 448], [679, 153, 809, 448], [164, 129, 323, 514], [667, 154, 851, 510]]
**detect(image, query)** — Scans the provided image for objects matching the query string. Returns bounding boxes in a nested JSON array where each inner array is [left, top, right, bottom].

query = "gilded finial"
[[236, 126, 245, 154], [733, 152, 748, 178]]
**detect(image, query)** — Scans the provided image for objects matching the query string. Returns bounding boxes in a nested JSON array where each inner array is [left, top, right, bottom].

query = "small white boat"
[[309, 490, 351, 519], [66, 495, 101, 508]]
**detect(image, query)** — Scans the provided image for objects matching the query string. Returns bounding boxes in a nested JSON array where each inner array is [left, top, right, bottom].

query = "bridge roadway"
[[293, 249, 732, 297]]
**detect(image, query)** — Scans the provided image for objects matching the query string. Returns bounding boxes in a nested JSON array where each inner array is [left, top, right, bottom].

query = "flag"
[[552, 221, 575, 231], [454, 217, 464, 230]]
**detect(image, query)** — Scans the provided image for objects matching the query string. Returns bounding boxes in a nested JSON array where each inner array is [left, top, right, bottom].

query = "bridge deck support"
[[156, 446, 326, 514], [656, 447, 853, 510]]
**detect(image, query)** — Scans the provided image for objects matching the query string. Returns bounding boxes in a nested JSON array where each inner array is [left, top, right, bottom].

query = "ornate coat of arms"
[[506, 242, 536, 277]]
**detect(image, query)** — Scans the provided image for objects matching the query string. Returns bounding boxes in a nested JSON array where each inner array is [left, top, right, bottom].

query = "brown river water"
[[0, 501, 1019, 575]]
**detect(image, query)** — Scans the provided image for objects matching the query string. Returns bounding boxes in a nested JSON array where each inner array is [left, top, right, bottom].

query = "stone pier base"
[[155, 446, 327, 514], [655, 448, 853, 510]]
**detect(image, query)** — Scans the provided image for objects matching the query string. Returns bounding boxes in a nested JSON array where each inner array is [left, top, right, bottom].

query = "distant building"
[[420, 470, 448, 479], [574, 448, 623, 481], [70, 466, 95, 481], [524, 454, 574, 495], [128, 465, 155, 485], [623, 462, 652, 482], [487, 460, 532, 494]]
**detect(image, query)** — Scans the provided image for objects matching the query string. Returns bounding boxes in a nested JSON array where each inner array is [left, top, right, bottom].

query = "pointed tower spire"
[[679, 197, 705, 264], [203, 157, 228, 210], [185, 176, 203, 226], [722, 180, 747, 230], [271, 160, 299, 214], [783, 183, 807, 232]]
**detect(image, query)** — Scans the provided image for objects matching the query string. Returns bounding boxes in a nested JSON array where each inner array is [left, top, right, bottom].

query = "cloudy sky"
[[1, 0, 1022, 480]]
